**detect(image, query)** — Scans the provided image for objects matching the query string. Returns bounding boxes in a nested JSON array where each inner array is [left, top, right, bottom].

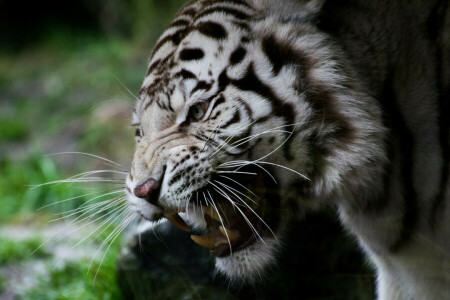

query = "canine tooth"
[[191, 235, 216, 248], [164, 213, 191, 232], [219, 226, 239, 241], [203, 206, 221, 222]]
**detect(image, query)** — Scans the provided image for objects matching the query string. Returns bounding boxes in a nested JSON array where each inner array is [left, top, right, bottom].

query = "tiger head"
[[125, 0, 384, 281]]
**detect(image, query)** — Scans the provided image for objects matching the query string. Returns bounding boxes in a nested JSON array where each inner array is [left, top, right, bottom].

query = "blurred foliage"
[[21, 238, 122, 300], [0, 0, 185, 298], [0, 236, 47, 264]]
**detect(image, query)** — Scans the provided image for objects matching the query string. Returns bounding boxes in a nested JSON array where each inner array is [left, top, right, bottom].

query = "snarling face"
[[125, 0, 381, 280]]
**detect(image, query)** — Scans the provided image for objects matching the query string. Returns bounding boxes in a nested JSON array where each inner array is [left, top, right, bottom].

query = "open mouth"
[[162, 165, 278, 257]]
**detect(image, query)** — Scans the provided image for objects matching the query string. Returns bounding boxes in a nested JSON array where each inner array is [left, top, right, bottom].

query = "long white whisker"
[[43, 189, 124, 211], [45, 152, 124, 169], [229, 121, 306, 147], [217, 175, 259, 199], [230, 129, 291, 149], [75, 201, 129, 246], [49, 191, 125, 219], [218, 160, 277, 184], [207, 181, 264, 243], [29, 178, 124, 189], [214, 179, 257, 205], [214, 180, 277, 241], [209, 117, 261, 159], [253, 161, 309, 181], [61, 197, 125, 226], [205, 190, 233, 254], [217, 170, 257, 176], [112, 74, 139, 101], [92, 211, 135, 282]]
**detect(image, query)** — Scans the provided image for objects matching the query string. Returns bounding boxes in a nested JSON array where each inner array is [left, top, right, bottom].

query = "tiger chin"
[[124, 0, 450, 298]]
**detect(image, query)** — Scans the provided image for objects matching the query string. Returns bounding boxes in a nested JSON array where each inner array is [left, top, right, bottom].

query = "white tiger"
[[125, 0, 450, 299]]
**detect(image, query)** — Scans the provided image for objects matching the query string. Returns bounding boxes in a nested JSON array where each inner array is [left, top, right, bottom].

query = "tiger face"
[[125, 0, 384, 280]]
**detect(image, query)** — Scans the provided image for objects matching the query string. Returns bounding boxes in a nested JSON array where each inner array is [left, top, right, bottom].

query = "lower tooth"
[[191, 235, 216, 248]]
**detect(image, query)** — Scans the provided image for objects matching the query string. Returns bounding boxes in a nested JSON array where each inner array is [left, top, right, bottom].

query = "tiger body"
[[125, 0, 450, 299]]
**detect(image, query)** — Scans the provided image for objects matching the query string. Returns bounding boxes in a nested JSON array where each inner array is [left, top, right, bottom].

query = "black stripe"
[[194, 6, 250, 21], [220, 63, 297, 160], [191, 81, 212, 95], [176, 6, 197, 18], [380, 76, 418, 252], [241, 36, 250, 44], [196, 21, 228, 40], [221, 110, 241, 128], [229, 47, 246, 65], [170, 18, 190, 28], [179, 48, 205, 61], [262, 35, 298, 75], [175, 69, 197, 80], [203, 0, 251, 9], [146, 59, 161, 76], [209, 94, 226, 114], [152, 28, 189, 59], [232, 20, 251, 31]]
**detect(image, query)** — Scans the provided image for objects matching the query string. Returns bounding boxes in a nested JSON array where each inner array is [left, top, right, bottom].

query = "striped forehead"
[[136, 0, 254, 116]]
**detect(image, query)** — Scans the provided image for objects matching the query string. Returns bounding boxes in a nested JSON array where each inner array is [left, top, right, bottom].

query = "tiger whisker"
[[202, 102, 242, 149], [64, 196, 126, 225], [208, 116, 261, 159], [112, 74, 139, 101], [213, 179, 258, 205], [218, 160, 277, 183], [229, 121, 307, 147], [214, 180, 277, 241], [85, 200, 129, 241], [49, 199, 116, 222], [51, 199, 118, 220], [93, 211, 136, 282], [32, 197, 126, 256], [37, 188, 123, 210], [30, 178, 124, 189], [58, 199, 126, 231], [217, 175, 260, 199], [44, 152, 125, 170], [74, 201, 129, 246], [217, 170, 257, 176], [205, 190, 233, 254], [69, 170, 129, 179], [207, 181, 264, 244], [49, 190, 125, 215], [90, 207, 133, 262], [211, 185, 263, 243], [230, 129, 291, 149], [252, 161, 309, 181]]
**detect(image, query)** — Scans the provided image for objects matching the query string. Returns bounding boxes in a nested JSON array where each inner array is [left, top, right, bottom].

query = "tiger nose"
[[134, 178, 161, 203]]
